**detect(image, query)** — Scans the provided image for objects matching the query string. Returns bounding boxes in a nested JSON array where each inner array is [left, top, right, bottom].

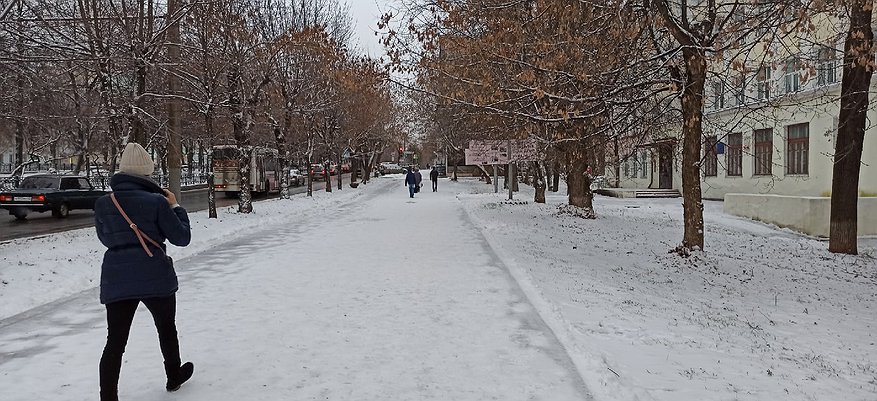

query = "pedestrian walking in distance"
[[94, 142, 194, 401], [414, 167, 423, 192], [405, 167, 418, 198], [430, 166, 439, 192]]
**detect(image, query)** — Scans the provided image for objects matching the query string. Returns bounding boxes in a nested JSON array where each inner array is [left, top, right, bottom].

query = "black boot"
[[99, 390, 119, 401], [165, 361, 194, 392]]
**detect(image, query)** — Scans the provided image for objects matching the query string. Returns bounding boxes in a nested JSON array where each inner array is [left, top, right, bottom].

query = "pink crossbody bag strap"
[[110, 192, 163, 258]]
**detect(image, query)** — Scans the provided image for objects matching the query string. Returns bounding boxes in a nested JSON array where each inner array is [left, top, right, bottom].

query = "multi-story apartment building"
[[606, 9, 877, 236], [612, 12, 877, 201]]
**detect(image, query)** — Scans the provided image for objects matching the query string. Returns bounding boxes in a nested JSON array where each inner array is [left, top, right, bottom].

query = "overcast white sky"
[[348, 0, 394, 56]]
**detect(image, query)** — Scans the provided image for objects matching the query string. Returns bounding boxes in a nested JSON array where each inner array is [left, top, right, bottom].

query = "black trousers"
[[431, 180, 437, 192], [100, 295, 180, 399]]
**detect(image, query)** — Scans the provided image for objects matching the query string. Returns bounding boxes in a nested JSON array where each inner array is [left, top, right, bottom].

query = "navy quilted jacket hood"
[[94, 173, 191, 304]]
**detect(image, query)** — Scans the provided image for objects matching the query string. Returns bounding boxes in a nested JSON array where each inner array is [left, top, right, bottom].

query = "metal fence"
[[1, 172, 210, 192], [0, 162, 81, 174]]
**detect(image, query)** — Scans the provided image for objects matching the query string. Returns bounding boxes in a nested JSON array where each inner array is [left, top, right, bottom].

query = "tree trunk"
[[566, 149, 595, 218], [452, 154, 459, 181], [129, 60, 148, 145], [206, 107, 217, 219], [551, 160, 560, 192], [350, 157, 360, 186], [337, 156, 343, 190], [360, 156, 369, 184], [477, 165, 492, 184], [679, 48, 707, 250], [829, 0, 873, 255], [613, 136, 620, 187], [228, 65, 252, 213], [307, 156, 313, 197], [166, 0, 182, 200], [273, 124, 290, 200], [532, 161, 546, 203], [324, 164, 332, 192]]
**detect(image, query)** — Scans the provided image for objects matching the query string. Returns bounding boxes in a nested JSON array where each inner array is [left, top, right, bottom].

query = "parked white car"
[[378, 162, 404, 175], [289, 169, 304, 186]]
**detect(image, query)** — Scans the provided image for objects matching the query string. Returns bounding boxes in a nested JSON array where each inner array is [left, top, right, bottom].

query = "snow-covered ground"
[[0, 175, 875, 401], [459, 181, 877, 401]]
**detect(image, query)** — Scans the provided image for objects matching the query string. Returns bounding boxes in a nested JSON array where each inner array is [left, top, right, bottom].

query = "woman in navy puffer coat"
[[94, 142, 194, 401]]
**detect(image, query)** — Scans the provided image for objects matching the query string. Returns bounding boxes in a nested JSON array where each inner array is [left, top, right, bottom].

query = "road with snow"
[[0, 177, 344, 242]]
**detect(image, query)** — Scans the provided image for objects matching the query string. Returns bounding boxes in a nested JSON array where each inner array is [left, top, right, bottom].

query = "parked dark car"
[[0, 174, 109, 220]]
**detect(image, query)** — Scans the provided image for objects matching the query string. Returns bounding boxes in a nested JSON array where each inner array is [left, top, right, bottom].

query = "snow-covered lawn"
[[458, 180, 877, 401], [0, 175, 875, 401]]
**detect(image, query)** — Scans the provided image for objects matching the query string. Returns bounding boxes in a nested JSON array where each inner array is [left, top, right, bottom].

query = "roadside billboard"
[[464, 138, 541, 165]]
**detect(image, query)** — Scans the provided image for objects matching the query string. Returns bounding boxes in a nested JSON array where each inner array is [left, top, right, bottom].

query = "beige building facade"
[[612, 12, 877, 201]]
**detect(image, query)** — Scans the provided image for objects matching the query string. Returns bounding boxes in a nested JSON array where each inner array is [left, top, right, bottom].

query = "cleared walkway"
[[0, 176, 591, 401]]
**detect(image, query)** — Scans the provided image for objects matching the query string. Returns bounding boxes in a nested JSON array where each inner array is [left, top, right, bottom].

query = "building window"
[[640, 151, 648, 179], [787, 123, 809, 175], [754, 128, 773, 176], [712, 80, 725, 110], [726, 133, 743, 176], [703, 135, 718, 177], [784, 59, 800, 93], [817, 47, 838, 86], [757, 66, 771, 100], [733, 74, 746, 106]]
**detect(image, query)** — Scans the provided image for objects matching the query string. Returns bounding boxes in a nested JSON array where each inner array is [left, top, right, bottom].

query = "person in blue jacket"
[[94, 142, 194, 401], [405, 167, 418, 198]]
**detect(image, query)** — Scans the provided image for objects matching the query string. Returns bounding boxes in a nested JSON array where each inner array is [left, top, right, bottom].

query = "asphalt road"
[[0, 175, 349, 242]]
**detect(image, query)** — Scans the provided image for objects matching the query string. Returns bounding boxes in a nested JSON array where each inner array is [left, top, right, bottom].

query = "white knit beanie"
[[118, 142, 155, 176]]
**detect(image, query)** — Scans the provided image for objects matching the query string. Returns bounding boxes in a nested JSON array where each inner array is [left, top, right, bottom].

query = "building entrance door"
[[659, 145, 673, 189]]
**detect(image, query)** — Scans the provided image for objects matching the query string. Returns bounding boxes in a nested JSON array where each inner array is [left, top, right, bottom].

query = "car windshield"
[[20, 176, 59, 189]]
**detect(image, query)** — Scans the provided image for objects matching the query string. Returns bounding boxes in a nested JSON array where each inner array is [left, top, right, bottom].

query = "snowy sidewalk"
[[0, 177, 591, 401]]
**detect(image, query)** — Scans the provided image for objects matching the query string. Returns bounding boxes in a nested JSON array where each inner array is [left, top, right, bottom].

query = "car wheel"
[[53, 203, 70, 218], [13, 211, 27, 220]]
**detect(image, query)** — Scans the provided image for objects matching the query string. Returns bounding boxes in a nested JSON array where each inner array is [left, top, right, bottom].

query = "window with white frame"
[[726, 133, 743, 176], [786, 123, 809, 175], [712, 80, 725, 110], [817, 47, 838, 86], [733, 73, 746, 106], [757, 66, 771, 100], [784, 59, 800, 93], [754, 128, 773, 176], [703, 135, 718, 177], [632, 153, 639, 178]]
